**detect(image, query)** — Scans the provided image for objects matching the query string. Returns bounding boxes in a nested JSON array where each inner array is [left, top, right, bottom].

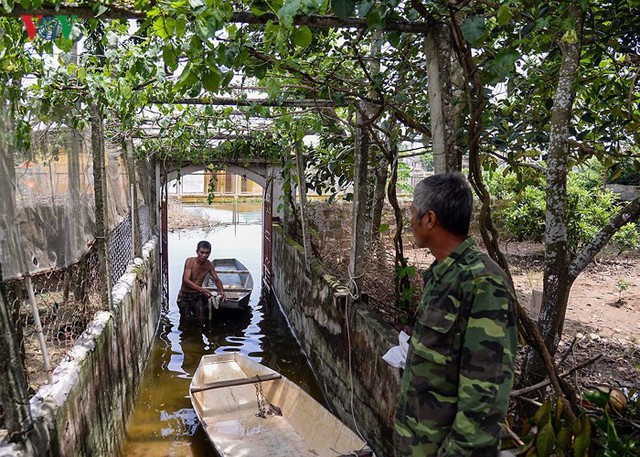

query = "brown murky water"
[[121, 206, 324, 456]]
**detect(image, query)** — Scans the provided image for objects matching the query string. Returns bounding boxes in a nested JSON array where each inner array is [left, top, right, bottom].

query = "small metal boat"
[[189, 353, 373, 456], [204, 258, 253, 310]]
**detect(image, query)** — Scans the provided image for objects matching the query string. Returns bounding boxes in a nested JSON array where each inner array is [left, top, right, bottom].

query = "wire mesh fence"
[[0, 113, 157, 439], [2, 245, 104, 392], [0, 200, 155, 431], [109, 216, 134, 288], [139, 205, 150, 245]]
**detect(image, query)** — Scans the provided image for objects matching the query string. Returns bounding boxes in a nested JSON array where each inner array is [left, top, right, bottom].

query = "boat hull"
[[189, 353, 372, 457], [204, 258, 253, 310]]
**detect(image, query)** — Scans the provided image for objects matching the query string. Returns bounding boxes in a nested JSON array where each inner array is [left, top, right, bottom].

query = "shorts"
[[177, 290, 208, 318]]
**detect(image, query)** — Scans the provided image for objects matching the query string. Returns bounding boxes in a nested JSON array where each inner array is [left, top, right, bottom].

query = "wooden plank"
[[190, 373, 281, 393], [204, 287, 252, 292]]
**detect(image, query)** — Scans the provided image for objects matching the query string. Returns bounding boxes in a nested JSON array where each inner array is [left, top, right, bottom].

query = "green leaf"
[[366, 10, 384, 30], [496, 4, 513, 26], [536, 423, 555, 457], [386, 31, 400, 48], [534, 400, 552, 426], [92, 3, 109, 17], [485, 49, 520, 83], [278, 0, 302, 27], [555, 425, 571, 451], [164, 16, 175, 35], [331, 0, 354, 20], [378, 223, 390, 233], [584, 389, 610, 408], [291, 26, 312, 47], [55, 36, 74, 53], [265, 78, 281, 99], [460, 15, 485, 44], [175, 15, 187, 35], [194, 17, 211, 40], [162, 44, 178, 71], [572, 416, 591, 457], [357, 0, 374, 16], [189, 0, 205, 8], [202, 68, 222, 92], [254, 62, 268, 79], [153, 17, 168, 39], [250, 4, 268, 16]]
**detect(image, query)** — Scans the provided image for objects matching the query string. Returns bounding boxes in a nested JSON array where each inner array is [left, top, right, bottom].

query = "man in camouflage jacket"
[[394, 173, 518, 456]]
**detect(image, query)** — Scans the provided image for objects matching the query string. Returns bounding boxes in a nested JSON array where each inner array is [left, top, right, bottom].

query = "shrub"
[[486, 161, 640, 253]]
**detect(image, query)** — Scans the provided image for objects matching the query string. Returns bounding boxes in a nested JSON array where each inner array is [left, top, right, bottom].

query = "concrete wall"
[[272, 225, 400, 457], [0, 238, 161, 457]]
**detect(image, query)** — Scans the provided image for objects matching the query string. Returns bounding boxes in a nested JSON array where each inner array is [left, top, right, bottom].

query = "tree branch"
[[2, 7, 432, 33], [568, 195, 640, 280], [148, 96, 351, 108], [510, 354, 603, 397]]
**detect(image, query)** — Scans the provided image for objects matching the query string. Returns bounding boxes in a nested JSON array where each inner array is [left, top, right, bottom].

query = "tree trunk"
[[349, 106, 370, 298], [521, 4, 584, 386], [90, 102, 112, 311], [383, 122, 410, 300], [371, 153, 388, 241], [425, 23, 458, 173], [0, 265, 33, 442], [294, 138, 312, 271]]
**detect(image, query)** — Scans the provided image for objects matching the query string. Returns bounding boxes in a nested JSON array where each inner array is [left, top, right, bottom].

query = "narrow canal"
[[122, 203, 324, 456]]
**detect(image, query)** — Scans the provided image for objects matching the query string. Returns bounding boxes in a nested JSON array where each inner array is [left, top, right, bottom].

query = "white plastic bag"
[[382, 331, 410, 369], [208, 293, 220, 310]]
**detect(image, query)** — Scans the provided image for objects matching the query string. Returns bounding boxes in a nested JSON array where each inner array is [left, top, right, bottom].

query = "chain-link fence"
[[0, 117, 157, 437], [0, 203, 153, 433], [109, 216, 134, 288], [2, 246, 103, 391]]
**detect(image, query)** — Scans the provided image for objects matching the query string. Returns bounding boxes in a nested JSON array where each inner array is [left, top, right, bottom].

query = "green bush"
[[486, 161, 640, 253]]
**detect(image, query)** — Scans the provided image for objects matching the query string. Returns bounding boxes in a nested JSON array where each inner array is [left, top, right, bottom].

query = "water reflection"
[[122, 206, 323, 456]]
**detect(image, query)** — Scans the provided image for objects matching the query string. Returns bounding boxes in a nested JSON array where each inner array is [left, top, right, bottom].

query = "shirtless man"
[[177, 240, 226, 319]]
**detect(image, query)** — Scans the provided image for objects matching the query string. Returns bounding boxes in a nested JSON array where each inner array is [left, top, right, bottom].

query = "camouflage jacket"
[[394, 237, 518, 456]]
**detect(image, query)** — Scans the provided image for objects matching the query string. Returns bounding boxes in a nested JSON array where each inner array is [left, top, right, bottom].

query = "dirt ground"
[[505, 242, 640, 391], [388, 240, 640, 392]]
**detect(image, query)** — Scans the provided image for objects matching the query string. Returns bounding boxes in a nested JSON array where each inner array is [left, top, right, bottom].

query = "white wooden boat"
[[189, 353, 374, 457], [204, 258, 253, 310]]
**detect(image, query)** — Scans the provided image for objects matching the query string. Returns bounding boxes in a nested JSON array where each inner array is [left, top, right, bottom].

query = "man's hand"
[[219, 290, 227, 302], [201, 287, 212, 299]]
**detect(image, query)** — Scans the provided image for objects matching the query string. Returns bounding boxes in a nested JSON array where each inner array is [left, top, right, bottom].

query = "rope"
[[344, 296, 366, 444], [347, 265, 364, 300]]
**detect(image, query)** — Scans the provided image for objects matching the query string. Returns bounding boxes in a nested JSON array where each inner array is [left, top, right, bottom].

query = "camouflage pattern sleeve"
[[438, 274, 517, 456]]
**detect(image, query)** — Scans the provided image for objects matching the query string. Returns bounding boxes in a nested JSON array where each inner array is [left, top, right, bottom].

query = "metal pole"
[[25, 275, 52, 383]]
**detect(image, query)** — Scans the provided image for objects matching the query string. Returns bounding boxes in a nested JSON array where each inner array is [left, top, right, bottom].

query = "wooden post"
[[90, 102, 112, 311]]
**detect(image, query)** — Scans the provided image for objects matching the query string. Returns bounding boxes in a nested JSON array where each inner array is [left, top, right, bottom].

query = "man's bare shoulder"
[[184, 257, 199, 267]]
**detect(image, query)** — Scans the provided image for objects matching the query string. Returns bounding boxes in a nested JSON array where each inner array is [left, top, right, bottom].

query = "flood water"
[[121, 203, 324, 456]]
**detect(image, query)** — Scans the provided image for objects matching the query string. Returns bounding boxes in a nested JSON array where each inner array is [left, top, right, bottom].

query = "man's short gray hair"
[[413, 172, 473, 236]]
